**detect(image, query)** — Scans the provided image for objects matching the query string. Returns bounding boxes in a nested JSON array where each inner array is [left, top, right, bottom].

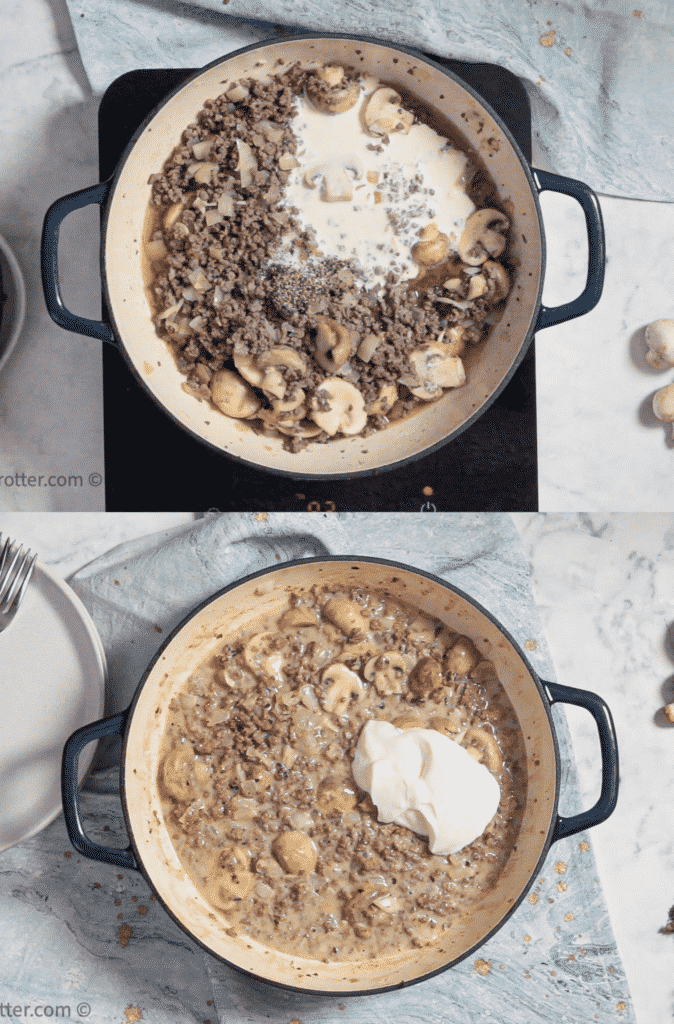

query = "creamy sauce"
[[277, 77, 475, 289], [159, 587, 527, 961]]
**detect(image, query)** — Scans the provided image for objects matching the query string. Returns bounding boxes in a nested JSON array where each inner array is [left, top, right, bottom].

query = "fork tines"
[[0, 535, 37, 614]]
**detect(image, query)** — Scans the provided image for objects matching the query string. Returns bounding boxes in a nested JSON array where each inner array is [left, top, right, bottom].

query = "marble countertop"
[[0, 511, 672, 1022], [1, 0, 673, 510]]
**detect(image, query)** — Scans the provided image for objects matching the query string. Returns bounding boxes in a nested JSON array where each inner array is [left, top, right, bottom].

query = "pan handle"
[[61, 710, 139, 870], [543, 680, 619, 842], [41, 180, 118, 345], [532, 168, 605, 331]]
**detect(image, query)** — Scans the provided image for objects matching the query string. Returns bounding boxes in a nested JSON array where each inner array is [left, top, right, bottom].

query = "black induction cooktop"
[[99, 57, 536, 511]]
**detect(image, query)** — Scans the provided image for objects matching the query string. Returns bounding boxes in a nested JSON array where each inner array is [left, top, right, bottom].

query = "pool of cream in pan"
[[274, 74, 476, 291]]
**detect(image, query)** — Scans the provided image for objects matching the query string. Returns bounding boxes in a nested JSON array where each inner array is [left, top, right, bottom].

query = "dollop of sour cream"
[[352, 720, 500, 855]]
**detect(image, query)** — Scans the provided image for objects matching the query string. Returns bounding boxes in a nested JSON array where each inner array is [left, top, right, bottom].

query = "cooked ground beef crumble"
[[146, 63, 512, 451]]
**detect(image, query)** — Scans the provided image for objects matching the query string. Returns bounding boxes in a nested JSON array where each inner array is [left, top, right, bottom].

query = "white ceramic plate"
[[0, 233, 26, 376], [0, 561, 106, 852]]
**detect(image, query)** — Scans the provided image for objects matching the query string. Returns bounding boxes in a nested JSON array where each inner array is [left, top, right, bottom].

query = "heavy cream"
[[278, 75, 475, 289], [352, 720, 500, 855]]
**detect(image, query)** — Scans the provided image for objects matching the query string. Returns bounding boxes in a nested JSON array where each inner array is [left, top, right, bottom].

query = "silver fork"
[[0, 535, 37, 632]]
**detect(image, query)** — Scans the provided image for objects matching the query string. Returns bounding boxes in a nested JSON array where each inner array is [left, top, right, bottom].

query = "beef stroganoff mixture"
[[159, 586, 526, 961], [145, 62, 513, 451]]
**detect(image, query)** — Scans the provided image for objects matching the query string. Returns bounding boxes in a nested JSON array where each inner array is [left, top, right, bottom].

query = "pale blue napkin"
[[66, 0, 674, 201]]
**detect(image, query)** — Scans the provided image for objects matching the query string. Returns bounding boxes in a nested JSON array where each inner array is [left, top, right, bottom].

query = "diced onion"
[[158, 300, 183, 320], [188, 268, 209, 293], [192, 139, 213, 160], [217, 193, 235, 217], [146, 238, 167, 261]]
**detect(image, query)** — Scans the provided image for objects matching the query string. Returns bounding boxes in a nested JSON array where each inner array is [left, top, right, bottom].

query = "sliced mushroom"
[[408, 656, 443, 697], [202, 844, 255, 907], [220, 664, 257, 690], [411, 223, 450, 266], [243, 631, 278, 674], [404, 344, 466, 400], [210, 369, 260, 418], [257, 347, 307, 375], [233, 350, 264, 388], [225, 83, 249, 103], [321, 663, 364, 714], [162, 744, 196, 802], [482, 260, 511, 302], [317, 777, 358, 814], [315, 319, 353, 373], [323, 597, 368, 636], [368, 383, 398, 416], [304, 157, 363, 202], [446, 635, 481, 676], [363, 88, 414, 137], [463, 728, 502, 772], [391, 714, 423, 731], [440, 326, 467, 357], [164, 200, 183, 230], [429, 711, 463, 738], [344, 882, 392, 938], [274, 419, 324, 439], [457, 209, 510, 265], [234, 347, 307, 404], [271, 832, 317, 875], [202, 871, 255, 909], [309, 378, 367, 436], [306, 65, 360, 114], [258, 388, 307, 429], [363, 651, 408, 695], [357, 333, 382, 362], [466, 274, 488, 300]]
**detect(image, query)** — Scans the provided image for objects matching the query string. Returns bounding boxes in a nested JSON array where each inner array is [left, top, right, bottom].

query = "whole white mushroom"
[[652, 382, 674, 436], [645, 319, 674, 370]]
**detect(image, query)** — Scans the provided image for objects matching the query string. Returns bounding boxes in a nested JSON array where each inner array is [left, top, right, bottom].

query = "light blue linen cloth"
[[66, 0, 673, 201]]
